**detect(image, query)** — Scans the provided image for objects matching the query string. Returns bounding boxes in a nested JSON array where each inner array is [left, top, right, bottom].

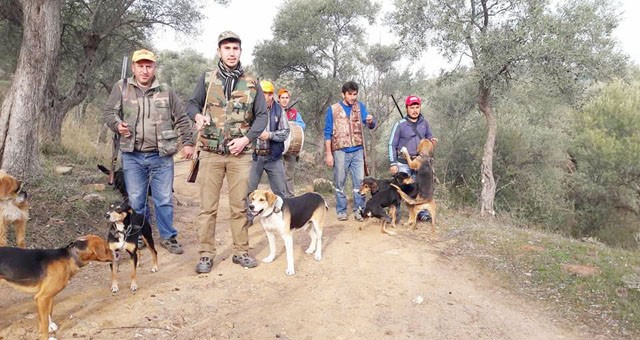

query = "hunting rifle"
[[110, 56, 128, 185], [285, 99, 299, 111], [390, 94, 404, 119]]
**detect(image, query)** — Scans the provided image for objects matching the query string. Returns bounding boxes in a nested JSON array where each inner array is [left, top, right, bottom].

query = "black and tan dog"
[[0, 235, 114, 340], [97, 165, 128, 198], [394, 139, 437, 232], [0, 170, 29, 248], [248, 190, 327, 276], [358, 177, 392, 197], [105, 200, 158, 292], [360, 172, 414, 235]]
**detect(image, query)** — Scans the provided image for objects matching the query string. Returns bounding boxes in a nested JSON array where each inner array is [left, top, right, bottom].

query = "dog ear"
[[371, 181, 379, 192], [265, 191, 278, 207], [87, 235, 114, 262], [0, 172, 18, 198], [71, 238, 89, 251], [0, 175, 8, 197]]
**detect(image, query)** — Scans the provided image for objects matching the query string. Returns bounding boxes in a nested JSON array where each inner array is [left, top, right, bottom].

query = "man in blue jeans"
[[324, 81, 376, 221], [103, 49, 195, 254]]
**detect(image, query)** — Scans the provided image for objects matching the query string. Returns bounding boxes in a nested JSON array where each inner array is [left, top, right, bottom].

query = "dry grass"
[[439, 212, 640, 339], [10, 103, 640, 339]]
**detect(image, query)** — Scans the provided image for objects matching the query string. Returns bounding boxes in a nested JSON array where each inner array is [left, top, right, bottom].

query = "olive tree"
[[388, 0, 626, 217]]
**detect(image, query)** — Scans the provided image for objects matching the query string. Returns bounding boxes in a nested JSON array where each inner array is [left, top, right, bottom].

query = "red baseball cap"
[[405, 95, 421, 106]]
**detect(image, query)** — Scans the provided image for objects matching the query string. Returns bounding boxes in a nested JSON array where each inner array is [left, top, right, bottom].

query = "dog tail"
[[390, 184, 432, 205]]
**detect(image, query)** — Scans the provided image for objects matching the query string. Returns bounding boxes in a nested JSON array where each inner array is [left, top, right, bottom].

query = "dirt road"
[[0, 161, 596, 339]]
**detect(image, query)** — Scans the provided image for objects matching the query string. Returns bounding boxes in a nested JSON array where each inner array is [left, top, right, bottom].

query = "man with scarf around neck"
[[247, 80, 289, 200], [186, 31, 268, 274], [388, 95, 438, 221], [103, 48, 194, 255], [323, 81, 376, 222], [278, 87, 306, 198]]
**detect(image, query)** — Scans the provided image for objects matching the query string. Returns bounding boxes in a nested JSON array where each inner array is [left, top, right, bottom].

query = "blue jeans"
[[122, 151, 177, 240], [332, 149, 365, 215], [248, 155, 287, 199], [396, 163, 411, 176]]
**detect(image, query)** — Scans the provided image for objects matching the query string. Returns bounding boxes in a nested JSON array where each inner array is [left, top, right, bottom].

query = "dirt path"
[[1, 161, 596, 339]]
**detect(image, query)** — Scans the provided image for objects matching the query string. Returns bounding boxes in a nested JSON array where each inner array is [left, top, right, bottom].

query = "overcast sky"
[[153, 0, 640, 75]]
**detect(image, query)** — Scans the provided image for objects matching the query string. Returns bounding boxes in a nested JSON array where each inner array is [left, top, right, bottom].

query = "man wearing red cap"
[[388, 95, 437, 221]]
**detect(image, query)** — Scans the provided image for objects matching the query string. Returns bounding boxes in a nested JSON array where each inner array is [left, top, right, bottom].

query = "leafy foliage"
[[387, 0, 629, 215], [158, 49, 213, 101], [570, 79, 640, 246], [253, 0, 381, 166]]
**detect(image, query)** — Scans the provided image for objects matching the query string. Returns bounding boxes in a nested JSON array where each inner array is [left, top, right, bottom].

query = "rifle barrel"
[[286, 99, 299, 111], [120, 56, 128, 79], [391, 94, 404, 119]]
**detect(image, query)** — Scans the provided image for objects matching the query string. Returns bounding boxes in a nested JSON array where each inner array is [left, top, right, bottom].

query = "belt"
[[397, 154, 417, 164], [255, 149, 270, 156], [201, 145, 227, 155]]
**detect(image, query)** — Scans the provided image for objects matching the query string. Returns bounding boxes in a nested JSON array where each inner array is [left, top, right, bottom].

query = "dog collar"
[[69, 247, 85, 268], [262, 196, 283, 218]]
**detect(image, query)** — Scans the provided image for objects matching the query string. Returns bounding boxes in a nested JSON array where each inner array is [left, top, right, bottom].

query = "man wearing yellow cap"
[[103, 49, 194, 254], [278, 87, 306, 198], [186, 31, 268, 273], [247, 80, 290, 199]]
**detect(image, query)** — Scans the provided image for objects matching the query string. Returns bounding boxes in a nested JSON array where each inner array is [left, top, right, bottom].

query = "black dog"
[[97, 164, 129, 198], [105, 200, 158, 293], [358, 177, 392, 197], [360, 172, 414, 235]]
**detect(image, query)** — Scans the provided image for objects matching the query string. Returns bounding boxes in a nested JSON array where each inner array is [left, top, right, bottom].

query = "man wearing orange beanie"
[[278, 87, 306, 198]]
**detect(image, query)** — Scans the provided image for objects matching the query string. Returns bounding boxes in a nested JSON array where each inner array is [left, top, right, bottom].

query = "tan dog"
[[248, 190, 327, 275], [0, 170, 28, 247], [395, 138, 437, 233], [0, 235, 114, 340]]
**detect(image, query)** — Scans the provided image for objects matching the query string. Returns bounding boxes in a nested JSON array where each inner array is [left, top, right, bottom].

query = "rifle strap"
[[408, 120, 425, 141]]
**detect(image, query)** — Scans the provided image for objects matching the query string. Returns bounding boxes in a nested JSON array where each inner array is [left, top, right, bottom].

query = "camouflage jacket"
[[330, 102, 364, 151], [103, 76, 193, 157], [186, 71, 268, 154]]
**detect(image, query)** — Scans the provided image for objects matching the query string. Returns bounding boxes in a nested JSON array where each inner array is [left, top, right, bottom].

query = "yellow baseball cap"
[[131, 49, 157, 63], [260, 80, 274, 93]]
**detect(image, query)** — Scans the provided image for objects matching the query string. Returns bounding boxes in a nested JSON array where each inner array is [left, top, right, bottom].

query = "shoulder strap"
[[408, 120, 424, 140], [194, 73, 216, 154]]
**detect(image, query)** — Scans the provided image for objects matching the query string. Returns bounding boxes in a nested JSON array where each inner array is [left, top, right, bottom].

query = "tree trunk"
[[478, 84, 497, 217], [40, 32, 101, 145], [0, 0, 62, 178]]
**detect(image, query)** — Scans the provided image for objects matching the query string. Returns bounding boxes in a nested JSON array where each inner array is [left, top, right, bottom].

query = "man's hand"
[[182, 145, 195, 159], [325, 152, 334, 167], [194, 113, 211, 130], [117, 121, 131, 137], [258, 131, 270, 141], [389, 165, 398, 174], [228, 136, 250, 155], [365, 114, 373, 126]]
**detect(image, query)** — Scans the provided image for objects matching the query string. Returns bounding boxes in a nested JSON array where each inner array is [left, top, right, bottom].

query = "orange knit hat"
[[278, 88, 290, 97]]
